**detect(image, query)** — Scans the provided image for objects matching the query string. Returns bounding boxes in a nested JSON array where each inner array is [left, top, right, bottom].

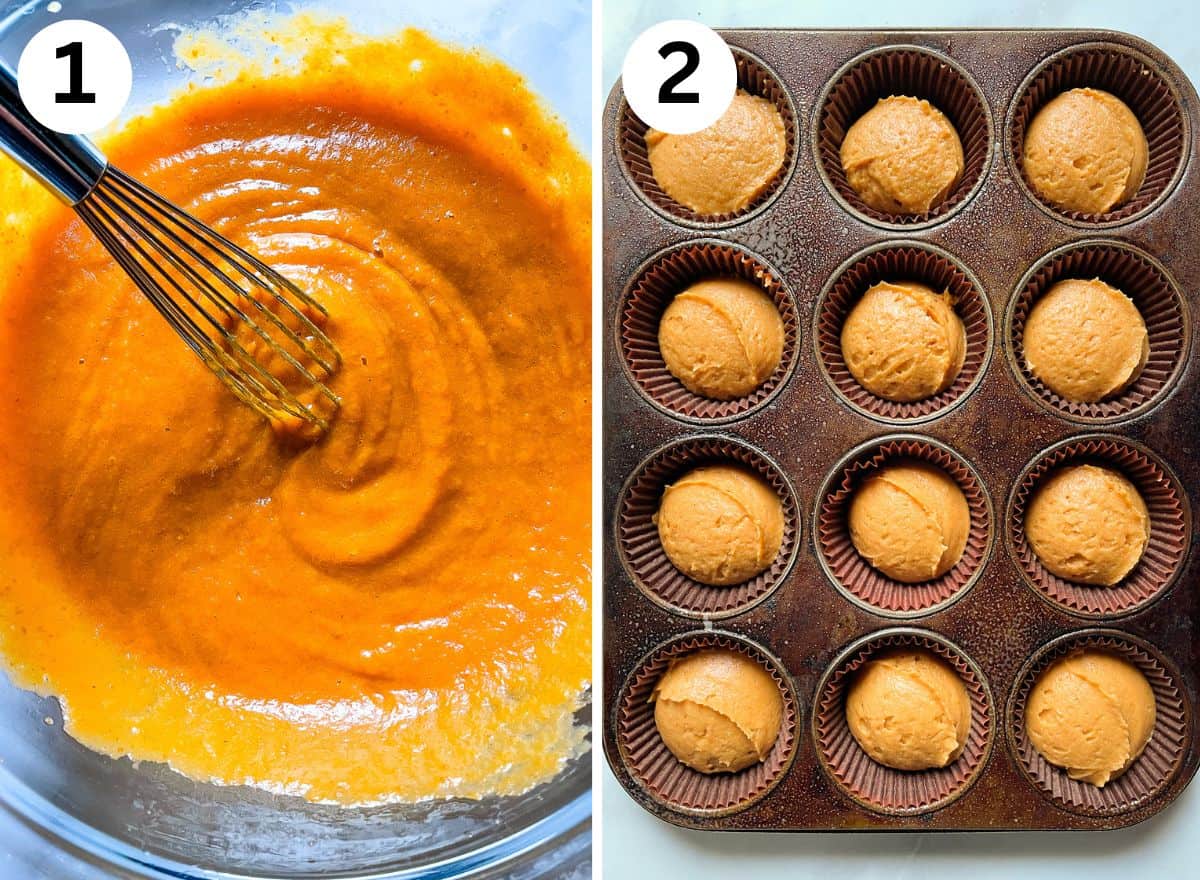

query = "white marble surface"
[[602, 0, 1200, 87], [602, 0, 1200, 877]]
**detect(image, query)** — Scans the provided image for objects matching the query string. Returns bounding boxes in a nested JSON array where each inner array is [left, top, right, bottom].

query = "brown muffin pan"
[[604, 29, 1199, 831]]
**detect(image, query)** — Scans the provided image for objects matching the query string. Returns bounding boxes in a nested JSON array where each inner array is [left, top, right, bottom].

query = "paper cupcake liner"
[[618, 47, 797, 227], [1008, 630, 1189, 815], [618, 241, 800, 423], [816, 436, 992, 617], [813, 628, 994, 815], [814, 45, 991, 228], [1008, 241, 1188, 422], [815, 242, 991, 423], [616, 436, 800, 619], [616, 631, 800, 815], [1008, 42, 1187, 225], [1009, 436, 1189, 618]]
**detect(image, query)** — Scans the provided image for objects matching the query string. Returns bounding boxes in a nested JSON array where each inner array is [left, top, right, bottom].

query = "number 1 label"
[[16, 19, 131, 134], [54, 41, 97, 104]]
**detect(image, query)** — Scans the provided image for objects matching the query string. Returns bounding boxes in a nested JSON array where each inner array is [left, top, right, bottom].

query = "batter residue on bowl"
[[0, 16, 590, 804]]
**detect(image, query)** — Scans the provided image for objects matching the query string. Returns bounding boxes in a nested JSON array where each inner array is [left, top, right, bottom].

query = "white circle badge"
[[621, 20, 736, 135], [17, 19, 132, 135]]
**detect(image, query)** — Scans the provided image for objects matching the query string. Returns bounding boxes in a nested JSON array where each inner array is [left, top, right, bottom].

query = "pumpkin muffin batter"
[[658, 277, 784, 399], [1026, 650, 1156, 787], [652, 648, 783, 774], [1026, 464, 1150, 586], [1023, 278, 1149, 403], [841, 280, 967, 402], [840, 96, 964, 214], [654, 464, 784, 586], [0, 19, 590, 804], [645, 90, 787, 215], [846, 649, 971, 771], [848, 462, 971, 583], [1023, 88, 1148, 214]]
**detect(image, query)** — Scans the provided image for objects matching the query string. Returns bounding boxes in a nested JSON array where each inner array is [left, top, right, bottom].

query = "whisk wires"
[[74, 166, 341, 435]]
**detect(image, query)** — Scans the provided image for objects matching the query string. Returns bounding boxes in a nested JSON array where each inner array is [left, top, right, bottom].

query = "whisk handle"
[[0, 60, 106, 205]]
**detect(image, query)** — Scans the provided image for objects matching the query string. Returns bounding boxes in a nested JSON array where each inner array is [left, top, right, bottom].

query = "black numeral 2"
[[55, 41, 96, 104], [657, 40, 700, 104]]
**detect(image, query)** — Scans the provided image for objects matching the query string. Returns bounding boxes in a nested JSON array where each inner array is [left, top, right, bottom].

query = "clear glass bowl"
[[0, 1, 591, 876]]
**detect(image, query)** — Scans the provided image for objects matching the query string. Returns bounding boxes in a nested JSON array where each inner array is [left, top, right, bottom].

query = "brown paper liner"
[[814, 46, 991, 227], [814, 629, 993, 814], [1008, 630, 1189, 815], [619, 242, 799, 423], [1008, 241, 1187, 422], [616, 631, 800, 815], [618, 47, 797, 226], [1009, 436, 1188, 617], [816, 437, 992, 616], [616, 436, 800, 619], [1008, 43, 1186, 225], [815, 242, 991, 422]]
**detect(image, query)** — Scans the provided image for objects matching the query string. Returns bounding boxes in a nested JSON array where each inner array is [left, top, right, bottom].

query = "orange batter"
[[0, 19, 590, 804]]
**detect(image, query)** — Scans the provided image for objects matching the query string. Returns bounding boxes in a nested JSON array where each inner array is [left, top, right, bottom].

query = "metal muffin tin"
[[603, 28, 1199, 831]]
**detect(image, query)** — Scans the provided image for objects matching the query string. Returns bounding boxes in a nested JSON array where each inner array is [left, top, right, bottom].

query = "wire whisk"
[[0, 62, 340, 436]]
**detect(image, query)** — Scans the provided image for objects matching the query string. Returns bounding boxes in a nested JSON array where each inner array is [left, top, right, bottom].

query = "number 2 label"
[[657, 41, 700, 104], [622, 20, 736, 135]]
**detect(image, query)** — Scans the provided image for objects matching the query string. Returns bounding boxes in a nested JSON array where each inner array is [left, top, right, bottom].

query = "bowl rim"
[[0, 760, 591, 879]]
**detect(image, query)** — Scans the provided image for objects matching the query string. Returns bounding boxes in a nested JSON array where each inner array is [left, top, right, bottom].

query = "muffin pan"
[[604, 29, 1199, 831]]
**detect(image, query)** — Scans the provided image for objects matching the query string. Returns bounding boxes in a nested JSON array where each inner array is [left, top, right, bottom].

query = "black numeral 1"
[[55, 42, 96, 104], [658, 41, 700, 104]]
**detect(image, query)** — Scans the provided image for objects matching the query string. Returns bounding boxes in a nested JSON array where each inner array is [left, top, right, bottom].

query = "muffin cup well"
[[1007, 42, 1188, 226], [1008, 436, 1189, 618], [815, 436, 992, 617], [618, 47, 798, 227], [1008, 629, 1189, 815], [616, 436, 800, 619], [813, 628, 994, 815], [619, 241, 800, 424], [616, 631, 800, 816], [815, 242, 992, 424], [1007, 240, 1188, 423], [813, 45, 992, 229]]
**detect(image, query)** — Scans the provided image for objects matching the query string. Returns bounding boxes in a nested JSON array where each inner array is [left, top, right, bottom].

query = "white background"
[[601, 1, 1200, 877]]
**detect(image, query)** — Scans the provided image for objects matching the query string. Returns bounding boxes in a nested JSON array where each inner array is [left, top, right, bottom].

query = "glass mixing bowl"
[[0, 1, 591, 877]]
